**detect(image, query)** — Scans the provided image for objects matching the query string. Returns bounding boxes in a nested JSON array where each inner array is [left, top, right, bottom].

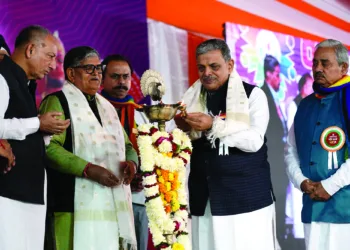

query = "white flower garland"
[[137, 124, 192, 249]]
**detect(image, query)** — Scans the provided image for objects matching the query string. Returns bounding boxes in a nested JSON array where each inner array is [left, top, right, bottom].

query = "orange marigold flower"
[[165, 205, 171, 213], [171, 181, 179, 190], [165, 192, 172, 202], [168, 191, 176, 200], [161, 169, 169, 181], [159, 183, 166, 193]]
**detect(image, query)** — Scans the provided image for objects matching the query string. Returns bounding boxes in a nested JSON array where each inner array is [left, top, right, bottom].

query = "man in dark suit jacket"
[[261, 55, 288, 247]]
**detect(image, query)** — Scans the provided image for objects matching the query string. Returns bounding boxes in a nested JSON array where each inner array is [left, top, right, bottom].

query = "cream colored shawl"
[[182, 70, 250, 154], [62, 81, 136, 250]]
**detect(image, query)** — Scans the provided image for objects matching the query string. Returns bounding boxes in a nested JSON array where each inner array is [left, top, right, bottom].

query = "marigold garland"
[[137, 124, 192, 249]]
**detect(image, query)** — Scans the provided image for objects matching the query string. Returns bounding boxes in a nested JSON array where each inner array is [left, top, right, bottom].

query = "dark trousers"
[[132, 203, 148, 250]]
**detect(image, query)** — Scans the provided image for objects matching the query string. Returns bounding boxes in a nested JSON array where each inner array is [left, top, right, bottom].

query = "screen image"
[[225, 22, 318, 250], [0, 0, 150, 106]]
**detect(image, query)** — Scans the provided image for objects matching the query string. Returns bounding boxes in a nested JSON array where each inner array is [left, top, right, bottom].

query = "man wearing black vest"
[[0, 25, 70, 250], [175, 39, 279, 250]]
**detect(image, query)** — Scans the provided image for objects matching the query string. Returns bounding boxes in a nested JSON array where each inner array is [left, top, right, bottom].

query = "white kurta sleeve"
[[208, 87, 269, 153], [285, 123, 307, 191], [321, 159, 350, 196], [0, 74, 40, 140], [286, 101, 297, 131]]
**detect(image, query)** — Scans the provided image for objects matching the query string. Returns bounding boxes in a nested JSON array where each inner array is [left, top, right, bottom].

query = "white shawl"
[[182, 70, 250, 154], [62, 82, 136, 250]]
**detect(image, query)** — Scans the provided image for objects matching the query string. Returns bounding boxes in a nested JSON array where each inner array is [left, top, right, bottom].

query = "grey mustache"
[[314, 72, 324, 78]]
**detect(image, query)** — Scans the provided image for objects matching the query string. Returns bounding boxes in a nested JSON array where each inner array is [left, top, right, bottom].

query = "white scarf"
[[182, 70, 250, 153], [62, 81, 137, 250]]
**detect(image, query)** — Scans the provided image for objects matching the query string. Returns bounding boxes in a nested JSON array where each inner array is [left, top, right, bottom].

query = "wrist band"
[[83, 162, 92, 178]]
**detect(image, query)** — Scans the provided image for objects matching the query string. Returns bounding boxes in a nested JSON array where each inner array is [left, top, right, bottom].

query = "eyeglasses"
[[73, 64, 104, 74]]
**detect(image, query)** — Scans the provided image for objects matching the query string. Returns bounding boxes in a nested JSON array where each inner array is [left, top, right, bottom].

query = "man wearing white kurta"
[[175, 39, 280, 250], [0, 25, 70, 250], [286, 39, 350, 250]]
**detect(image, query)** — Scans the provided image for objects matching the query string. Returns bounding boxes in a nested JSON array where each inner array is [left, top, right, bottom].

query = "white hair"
[[316, 39, 349, 65]]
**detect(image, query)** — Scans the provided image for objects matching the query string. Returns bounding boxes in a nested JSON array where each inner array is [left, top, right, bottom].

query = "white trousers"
[[304, 222, 350, 250], [192, 202, 280, 250], [0, 172, 47, 250], [285, 181, 304, 238]]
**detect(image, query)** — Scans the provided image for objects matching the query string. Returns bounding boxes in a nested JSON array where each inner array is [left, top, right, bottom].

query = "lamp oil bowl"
[[137, 102, 186, 131]]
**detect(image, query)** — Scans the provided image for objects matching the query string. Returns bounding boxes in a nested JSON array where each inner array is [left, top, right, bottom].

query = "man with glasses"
[[101, 54, 149, 250], [0, 25, 70, 250], [40, 46, 138, 250]]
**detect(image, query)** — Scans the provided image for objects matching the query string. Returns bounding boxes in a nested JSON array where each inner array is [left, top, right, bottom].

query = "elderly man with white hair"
[[286, 39, 350, 250]]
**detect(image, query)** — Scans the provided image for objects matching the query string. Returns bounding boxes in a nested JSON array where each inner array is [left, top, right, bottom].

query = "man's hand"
[[300, 179, 316, 194], [39, 111, 70, 135], [120, 161, 136, 185], [131, 173, 144, 192], [85, 164, 121, 187], [309, 182, 331, 201], [174, 114, 191, 132], [184, 112, 213, 131], [0, 140, 15, 174]]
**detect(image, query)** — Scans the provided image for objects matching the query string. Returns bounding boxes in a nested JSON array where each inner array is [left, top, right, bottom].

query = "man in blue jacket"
[[286, 39, 350, 250]]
